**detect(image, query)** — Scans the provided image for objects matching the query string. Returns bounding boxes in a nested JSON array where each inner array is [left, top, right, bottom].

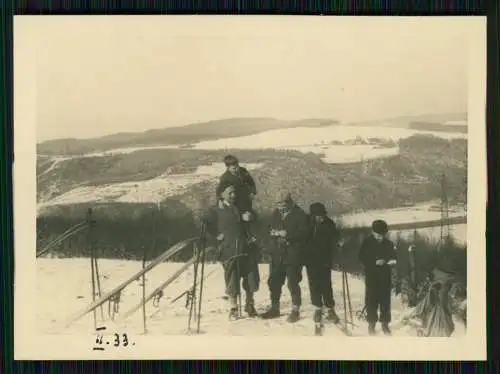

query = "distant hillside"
[[37, 117, 339, 156], [36, 113, 467, 156], [348, 112, 467, 132], [408, 121, 467, 134], [37, 134, 467, 217]]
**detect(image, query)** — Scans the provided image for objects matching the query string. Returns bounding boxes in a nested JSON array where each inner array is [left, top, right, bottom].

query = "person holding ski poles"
[[358, 219, 397, 336], [260, 191, 310, 323], [203, 185, 260, 321], [305, 202, 341, 326]]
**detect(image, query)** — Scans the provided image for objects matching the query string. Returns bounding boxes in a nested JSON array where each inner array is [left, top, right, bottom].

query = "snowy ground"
[[443, 120, 467, 126], [340, 202, 465, 226], [37, 162, 264, 209], [36, 260, 466, 338], [386, 224, 466, 246]]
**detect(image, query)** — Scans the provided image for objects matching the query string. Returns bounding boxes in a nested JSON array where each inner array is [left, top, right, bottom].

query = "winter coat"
[[216, 167, 257, 213], [358, 234, 397, 287], [269, 204, 310, 265], [305, 216, 339, 268], [204, 201, 249, 263]]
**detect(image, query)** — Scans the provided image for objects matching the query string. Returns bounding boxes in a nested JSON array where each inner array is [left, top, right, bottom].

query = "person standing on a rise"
[[216, 155, 257, 219], [260, 191, 310, 323], [358, 219, 397, 335], [305, 202, 341, 325]]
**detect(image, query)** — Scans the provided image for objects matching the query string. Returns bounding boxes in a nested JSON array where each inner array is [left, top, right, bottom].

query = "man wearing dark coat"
[[305, 202, 341, 325], [260, 191, 310, 323], [358, 219, 397, 335], [204, 185, 260, 320]]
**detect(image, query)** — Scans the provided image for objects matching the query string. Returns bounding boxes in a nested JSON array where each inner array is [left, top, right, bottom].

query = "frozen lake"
[[339, 202, 467, 245], [40, 124, 467, 165]]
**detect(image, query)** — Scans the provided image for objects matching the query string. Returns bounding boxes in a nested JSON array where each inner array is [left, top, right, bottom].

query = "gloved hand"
[[242, 211, 252, 222]]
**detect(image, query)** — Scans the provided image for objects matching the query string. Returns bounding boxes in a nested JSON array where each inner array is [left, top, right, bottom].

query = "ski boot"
[[368, 322, 376, 336], [313, 309, 324, 336], [228, 307, 239, 321], [260, 305, 280, 320], [381, 323, 392, 336], [244, 303, 258, 318], [286, 308, 300, 323], [325, 308, 340, 324]]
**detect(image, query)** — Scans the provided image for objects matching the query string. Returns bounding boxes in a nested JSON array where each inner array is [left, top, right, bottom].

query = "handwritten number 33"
[[114, 333, 129, 347]]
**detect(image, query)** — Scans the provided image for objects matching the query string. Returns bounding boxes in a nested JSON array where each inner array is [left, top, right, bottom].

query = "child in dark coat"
[[216, 154, 258, 244], [305, 202, 341, 325], [358, 219, 397, 335], [215, 155, 257, 215]]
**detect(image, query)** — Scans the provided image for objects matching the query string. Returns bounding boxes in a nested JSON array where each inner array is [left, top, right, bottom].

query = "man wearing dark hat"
[[204, 184, 260, 320], [358, 219, 397, 335], [306, 202, 341, 325], [216, 155, 257, 216], [260, 191, 310, 323]]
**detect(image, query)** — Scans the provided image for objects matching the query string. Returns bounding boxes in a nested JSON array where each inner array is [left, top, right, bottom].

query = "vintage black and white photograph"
[[15, 16, 486, 360]]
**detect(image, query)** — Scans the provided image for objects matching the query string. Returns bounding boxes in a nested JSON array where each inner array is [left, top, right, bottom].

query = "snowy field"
[[36, 260, 466, 337], [386, 224, 466, 246], [37, 162, 264, 210], [443, 120, 467, 126]]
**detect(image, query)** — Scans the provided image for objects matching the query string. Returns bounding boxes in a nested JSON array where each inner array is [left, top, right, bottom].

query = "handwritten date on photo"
[[93, 326, 135, 351]]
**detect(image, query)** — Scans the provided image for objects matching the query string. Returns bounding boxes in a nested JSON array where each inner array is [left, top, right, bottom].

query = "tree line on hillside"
[[37, 209, 466, 286]]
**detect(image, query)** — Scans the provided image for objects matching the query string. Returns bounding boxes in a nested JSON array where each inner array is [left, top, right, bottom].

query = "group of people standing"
[[204, 154, 398, 336]]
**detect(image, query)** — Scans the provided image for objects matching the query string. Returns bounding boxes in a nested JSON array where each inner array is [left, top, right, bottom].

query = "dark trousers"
[[222, 255, 260, 300], [306, 264, 335, 309], [365, 277, 392, 324], [267, 260, 303, 308]]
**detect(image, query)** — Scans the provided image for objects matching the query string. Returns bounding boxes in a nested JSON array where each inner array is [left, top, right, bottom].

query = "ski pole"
[[93, 256, 104, 321], [196, 222, 208, 333], [344, 271, 353, 324], [197, 243, 207, 333], [188, 242, 200, 331], [341, 270, 349, 334], [236, 238, 242, 317], [87, 208, 98, 330]]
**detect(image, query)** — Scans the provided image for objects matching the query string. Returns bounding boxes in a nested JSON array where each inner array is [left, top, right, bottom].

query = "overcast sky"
[[30, 16, 472, 142]]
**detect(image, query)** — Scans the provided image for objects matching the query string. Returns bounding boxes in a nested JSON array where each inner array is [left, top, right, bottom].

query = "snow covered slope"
[[36, 260, 466, 338]]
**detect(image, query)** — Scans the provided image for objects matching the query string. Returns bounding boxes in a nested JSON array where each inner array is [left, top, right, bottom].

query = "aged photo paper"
[[14, 15, 486, 360]]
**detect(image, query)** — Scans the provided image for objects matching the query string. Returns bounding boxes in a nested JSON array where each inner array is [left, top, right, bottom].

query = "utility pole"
[[439, 173, 451, 249]]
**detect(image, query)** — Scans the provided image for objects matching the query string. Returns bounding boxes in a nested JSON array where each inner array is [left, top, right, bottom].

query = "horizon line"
[[37, 111, 468, 145]]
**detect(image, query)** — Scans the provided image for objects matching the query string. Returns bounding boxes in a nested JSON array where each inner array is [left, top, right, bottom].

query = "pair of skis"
[[314, 317, 354, 336], [186, 224, 208, 334]]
